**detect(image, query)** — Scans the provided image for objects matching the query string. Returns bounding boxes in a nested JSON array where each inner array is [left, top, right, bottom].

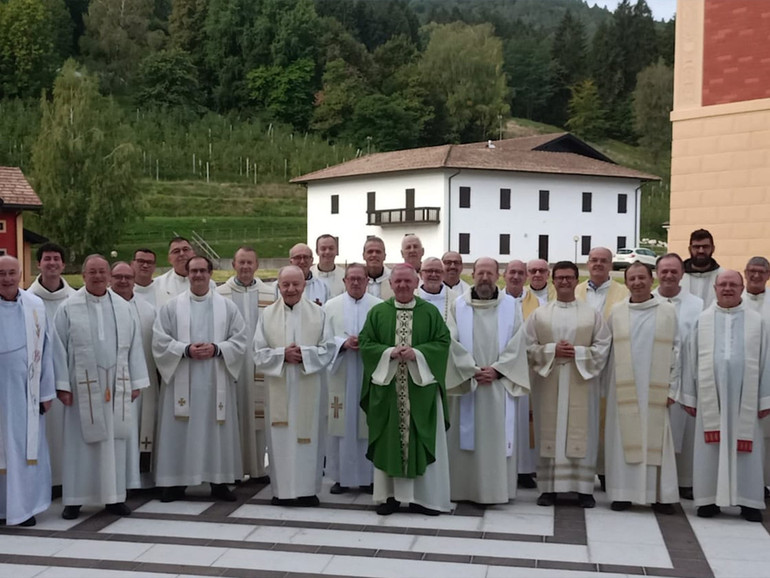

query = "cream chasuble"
[[253, 298, 334, 499], [605, 297, 679, 505], [680, 303, 770, 509], [53, 289, 149, 506], [0, 290, 55, 526], [217, 276, 275, 478], [446, 291, 531, 504], [525, 300, 611, 494], [681, 268, 721, 308], [152, 290, 247, 487], [324, 292, 380, 487], [29, 275, 75, 487], [311, 265, 345, 298]]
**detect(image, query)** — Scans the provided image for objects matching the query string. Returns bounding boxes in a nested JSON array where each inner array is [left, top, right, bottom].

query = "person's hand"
[[555, 340, 575, 358], [343, 335, 359, 351], [189, 343, 215, 359], [42, 400, 52, 413], [759, 409, 770, 419], [285, 344, 303, 364], [390, 345, 404, 359], [474, 366, 499, 385], [667, 397, 675, 407], [400, 346, 416, 362], [57, 390, 73, 406], [132, 390, 141, 401], [683, 405, 697, 417]]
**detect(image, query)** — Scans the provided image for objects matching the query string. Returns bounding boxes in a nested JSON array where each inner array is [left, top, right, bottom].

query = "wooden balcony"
[[366, 207, 441, 226]]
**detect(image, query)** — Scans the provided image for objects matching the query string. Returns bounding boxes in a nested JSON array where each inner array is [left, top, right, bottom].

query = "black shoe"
[[51, 485, 63, 500], [210, 483, 237, 502], [409, 502, 440, 516], [578, 493, 596, 508], [62, 505, 81, 520], [105, 502, 132, 516], [298, 495, 320, 507], [360, 484, 374, 495], [252, 475, 270, 484], [270, 496, 297, 506], [18, 516, 36, 527], [611, 501, 632, 511], [376, 497, 400, 516], [599, 474, 606, 492], [517, 473, 537, 489], [160, 486, 186, 503], [329, 483, 348, 495], [679, 486, 694, 500], [741, 507, 763, 522], [652, 502, 676, 515], [537, 492, 556, 507], [765, 487, 770, 500], [697, 504, 721, 518]]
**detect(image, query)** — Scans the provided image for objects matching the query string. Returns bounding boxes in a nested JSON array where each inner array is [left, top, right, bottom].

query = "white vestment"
[[277, 274, 329, 306], [743, 290, 770, 487], [323, 292, 381, 487], [53, 289, 149, 506], [446, 291, 531, 504], [530, 284, 551, 305], [418, 285, 455, 322], [126, 296, 158, 489], [366, 267, 393, 300], [680, 303, 770, 509], [311, 265, 345, 298], [605, 298, 680, 505], [217, 276, 275, 478], [681, 268, 722, 308], [654, 288, 703, 487], [0, 290, 55, 525], [152, 290, 247, 486], [253, 298, 334, 499], [445, 279, 470, 295], [133, 282, 157, 308], [525, 301, 611, 494], [154, 270, 189, 308], [28, 275, 75, 487]]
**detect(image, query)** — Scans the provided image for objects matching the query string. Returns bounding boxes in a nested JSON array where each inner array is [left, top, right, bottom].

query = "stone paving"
[[1, 478, 769, 578]]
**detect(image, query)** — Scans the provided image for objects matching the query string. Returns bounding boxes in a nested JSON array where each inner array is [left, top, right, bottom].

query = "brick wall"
[[703, 0, 770, 106]]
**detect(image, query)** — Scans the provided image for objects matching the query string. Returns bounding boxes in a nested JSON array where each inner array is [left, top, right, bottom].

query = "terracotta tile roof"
[[292, 134, 659, 183], [0, 166, 42, 209]]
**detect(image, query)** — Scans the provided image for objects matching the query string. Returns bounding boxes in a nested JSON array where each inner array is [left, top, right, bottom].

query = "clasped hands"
[[390, 345, 416, 362], [343, 335, 359, 351], [285, 343, 303, 364], [189, 342, 216, 359]]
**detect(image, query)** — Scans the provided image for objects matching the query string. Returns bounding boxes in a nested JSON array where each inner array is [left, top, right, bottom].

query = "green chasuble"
[[359, 297, 450, 479]]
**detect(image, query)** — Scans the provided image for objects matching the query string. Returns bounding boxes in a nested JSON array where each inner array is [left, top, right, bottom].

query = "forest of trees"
[[0, 0, 676, 255]]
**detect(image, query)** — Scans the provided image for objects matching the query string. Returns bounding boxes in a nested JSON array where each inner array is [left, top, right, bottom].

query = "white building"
[[293, 133, 658, 264]]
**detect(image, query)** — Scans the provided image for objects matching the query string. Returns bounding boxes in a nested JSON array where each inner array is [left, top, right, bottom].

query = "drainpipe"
[[634, 183, 643, 247], [446, 169, 461, 251]]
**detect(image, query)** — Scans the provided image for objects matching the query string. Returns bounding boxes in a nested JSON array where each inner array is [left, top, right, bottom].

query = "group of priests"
[[2, 227, 770, 527]]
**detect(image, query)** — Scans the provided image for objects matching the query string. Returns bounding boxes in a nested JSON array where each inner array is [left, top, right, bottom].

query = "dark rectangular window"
[[367, 191, 375, 213], [500, 188, 511, 210], [581, 235, 591, 256], [617, 236, 627, 251], [405, 188, 415, 221], [330, 194, 339, 214], [459, 233, 470, 255], [499, 234, 510, 255], [617, 193, 628, 214], [539, 190, 549, 211], [459, 186, 471, 208], [538, 235, 549, 261], [582, 192, 592, 212]]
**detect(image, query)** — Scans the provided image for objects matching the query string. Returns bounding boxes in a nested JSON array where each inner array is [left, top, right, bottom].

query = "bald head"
[[715, 269, 744, 309], [442, 251, 464, 287], [420, 257, 444, 293], [587, 247, 612, 284], [401, 235, 424, 271], [278, 265, 306, 306], [82, 254, 110, 297], [110, 261, 135, 301], [472, 257, 499, 300], [527, 259, 549, 291], [289, 243, 313, 277], [0, 255, 21, 301], [504, 260, 526, 297]]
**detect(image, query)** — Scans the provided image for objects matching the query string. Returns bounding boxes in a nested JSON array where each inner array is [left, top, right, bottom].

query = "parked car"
[[612, 247, 658, 270]]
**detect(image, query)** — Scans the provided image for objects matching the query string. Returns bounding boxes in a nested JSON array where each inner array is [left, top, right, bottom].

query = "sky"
[[589, 0, 677, 21]]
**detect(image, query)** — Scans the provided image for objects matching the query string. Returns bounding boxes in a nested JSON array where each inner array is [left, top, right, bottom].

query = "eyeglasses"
[[554, 275, 577, 282], [133, 259, 155, 266], [528, 268, 548, 274], [290, 255, 313, 262], [422, 269, 443, 275], [442, 260, 462, 266], [111, 274, 134, 281]]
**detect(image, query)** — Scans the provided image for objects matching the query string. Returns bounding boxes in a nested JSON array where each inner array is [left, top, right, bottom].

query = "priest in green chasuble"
[[604, 262, 680, 513], [359, 263, 451, 516], [680, 270, 770, 522]]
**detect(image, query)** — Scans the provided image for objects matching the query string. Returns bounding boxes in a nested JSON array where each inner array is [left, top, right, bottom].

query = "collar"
[[471, 287, 499, 300], [234, 277, 256, 287]]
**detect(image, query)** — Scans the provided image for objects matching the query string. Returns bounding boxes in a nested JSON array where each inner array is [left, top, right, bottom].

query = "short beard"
[[475, 281, 496, 299]]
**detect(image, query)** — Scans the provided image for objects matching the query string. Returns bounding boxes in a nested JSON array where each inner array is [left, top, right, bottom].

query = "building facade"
[[0, 166, 44, 286]]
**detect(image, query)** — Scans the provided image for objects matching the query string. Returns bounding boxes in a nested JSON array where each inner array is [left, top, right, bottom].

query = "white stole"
[[698, 306, 760, 451], [174, 290, 228, 423], [69, 289, 133, 442], [0, 292, 45, 471], [456, 295, 517, 455]]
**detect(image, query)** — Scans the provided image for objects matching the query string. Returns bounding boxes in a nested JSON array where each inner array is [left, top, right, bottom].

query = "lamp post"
[[573, 235, 579, 263]]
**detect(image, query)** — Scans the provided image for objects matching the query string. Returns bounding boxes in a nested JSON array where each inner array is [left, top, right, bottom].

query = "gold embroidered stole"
[[698, 306, 761, 452], [263, 298, 323, 443], [611, 298, 675, 466], [394, 303, 413, 474], [535, 302, 595, 459]]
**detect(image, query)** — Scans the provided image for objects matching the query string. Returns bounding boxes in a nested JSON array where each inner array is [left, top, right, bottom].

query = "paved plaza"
[[1, 478, 768, 578]]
